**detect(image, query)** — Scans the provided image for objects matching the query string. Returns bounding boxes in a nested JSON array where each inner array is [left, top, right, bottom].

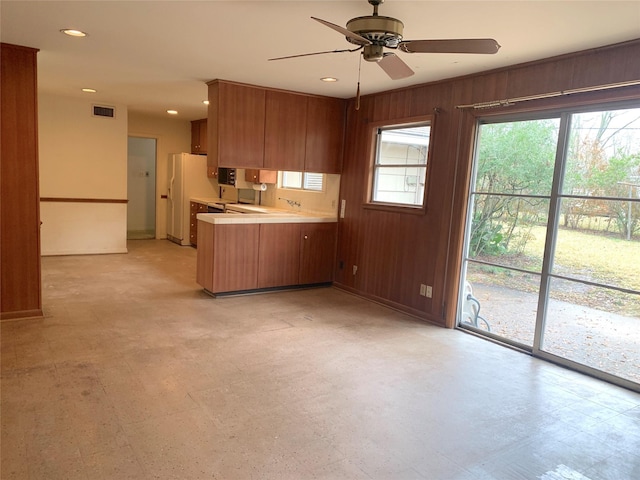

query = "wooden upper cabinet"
[[207, 79, 346, 173], [264, 91, 307, 171], [245, 169, 277, 184], [208, 80, 266, 169], [190, 119, 207, 154], [305, 96, 346, 174]]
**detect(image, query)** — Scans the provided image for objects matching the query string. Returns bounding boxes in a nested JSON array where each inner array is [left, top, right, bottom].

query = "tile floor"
[[1, 239, 639, 479]]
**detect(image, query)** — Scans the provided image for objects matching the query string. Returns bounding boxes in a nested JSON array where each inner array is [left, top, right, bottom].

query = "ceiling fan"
[[269, 0, 501, 81]]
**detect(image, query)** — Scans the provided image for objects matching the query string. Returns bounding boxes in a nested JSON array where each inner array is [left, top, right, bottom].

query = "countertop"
[[197, 204, 337, 225]]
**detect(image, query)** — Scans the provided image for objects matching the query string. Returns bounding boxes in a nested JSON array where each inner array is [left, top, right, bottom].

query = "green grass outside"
[[471, 224, 640, 316]]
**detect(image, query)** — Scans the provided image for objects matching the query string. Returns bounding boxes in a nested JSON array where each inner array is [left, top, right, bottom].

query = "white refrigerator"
[[167, 153, 218, 246]]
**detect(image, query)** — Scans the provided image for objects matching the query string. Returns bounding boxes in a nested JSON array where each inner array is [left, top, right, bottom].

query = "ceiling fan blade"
[[377, 53, 415, 80], [311, 16, 372, 46], [269, 47, 362, 61], [398, 38, 501, 54]]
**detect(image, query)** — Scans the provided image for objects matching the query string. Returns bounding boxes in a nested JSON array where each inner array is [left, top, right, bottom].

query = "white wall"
[[39, 94, 128, 255], [127, 112, 191, 239], [261, 173, 340, 215]]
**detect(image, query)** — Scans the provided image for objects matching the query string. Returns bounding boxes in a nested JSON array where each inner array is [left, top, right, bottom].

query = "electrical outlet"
[[426, 286, 433, 298], [419, 284, 426, 296], [352, 265, 358, 275]]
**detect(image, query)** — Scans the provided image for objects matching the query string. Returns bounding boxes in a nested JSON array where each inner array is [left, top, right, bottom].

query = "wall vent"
[[92, 105, 115, 118]]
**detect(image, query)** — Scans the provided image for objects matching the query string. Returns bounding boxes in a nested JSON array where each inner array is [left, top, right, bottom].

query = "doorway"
[[127, 137, 157, 239], [458, 103, 640, 391]]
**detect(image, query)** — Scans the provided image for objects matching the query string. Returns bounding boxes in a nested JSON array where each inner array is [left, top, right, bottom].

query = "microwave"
[[217, 167, 236, 186]]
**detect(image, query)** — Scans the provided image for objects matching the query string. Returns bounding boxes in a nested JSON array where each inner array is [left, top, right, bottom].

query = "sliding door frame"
[[458, 98, 640, 392]]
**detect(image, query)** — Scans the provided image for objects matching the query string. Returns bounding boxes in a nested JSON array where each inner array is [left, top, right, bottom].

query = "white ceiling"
[[2, 1, 639, 121]]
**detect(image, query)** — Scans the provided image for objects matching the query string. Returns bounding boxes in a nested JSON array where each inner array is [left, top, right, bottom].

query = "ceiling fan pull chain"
[[356, 52, 363, 111]]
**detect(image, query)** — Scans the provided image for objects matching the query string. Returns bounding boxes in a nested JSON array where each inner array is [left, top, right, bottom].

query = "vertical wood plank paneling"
[[506, 60, 576, 99], [335, 39, 640, 327], [571, 45, 639, 90], [472, 70, 509, 104], [1, 43, 42, 319]]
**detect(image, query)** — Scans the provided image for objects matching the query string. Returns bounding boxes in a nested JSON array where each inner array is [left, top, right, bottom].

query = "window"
[[281, 171, 324, 191], [369, 118, 433, 208]]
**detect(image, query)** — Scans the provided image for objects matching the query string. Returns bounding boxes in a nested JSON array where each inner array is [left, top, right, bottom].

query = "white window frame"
[[366, 115, 434, 212], [280, 171, 325, 192]]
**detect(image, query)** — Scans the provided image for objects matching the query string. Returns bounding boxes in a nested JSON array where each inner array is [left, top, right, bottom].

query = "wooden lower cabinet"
[[300, 223, 337, 284], [258, 224, 301, 288], [197, 222, 260, 293], [189, 202, 209, 247], [196, 220, 337, 294]]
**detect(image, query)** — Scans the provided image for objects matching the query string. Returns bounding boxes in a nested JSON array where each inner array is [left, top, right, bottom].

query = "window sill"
[[363, 202, 426, 215]]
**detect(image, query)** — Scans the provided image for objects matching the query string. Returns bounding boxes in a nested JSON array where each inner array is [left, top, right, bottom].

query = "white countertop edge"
[[197, 213, 337, 225]]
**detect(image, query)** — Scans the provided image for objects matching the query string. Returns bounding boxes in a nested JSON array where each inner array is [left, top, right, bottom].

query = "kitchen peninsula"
[[196, 207, 337, 296]]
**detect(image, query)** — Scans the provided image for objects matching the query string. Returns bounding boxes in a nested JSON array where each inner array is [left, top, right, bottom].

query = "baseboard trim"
[[1, 309, 44, 321]]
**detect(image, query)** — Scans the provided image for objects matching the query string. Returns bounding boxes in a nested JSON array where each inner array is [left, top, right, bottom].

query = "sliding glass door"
[[459, 103, 640, 390]]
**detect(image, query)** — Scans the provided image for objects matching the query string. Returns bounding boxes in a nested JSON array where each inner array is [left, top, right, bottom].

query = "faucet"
[[278, 197, 301, 208]]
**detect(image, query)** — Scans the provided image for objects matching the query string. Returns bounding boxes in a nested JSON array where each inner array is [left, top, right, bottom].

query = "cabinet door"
[[299, 223, 337, 284], [191, 121, 201, 154], [213, 224, 260, 292], [190, 203, 209, 246], [189, 202, 199, 246], [245, 169, 277, 184], [197, 119, 207, 154], [258, 223, 301, 288], [264, 91, 307, 171], [197, 223, 259, 294], [216, 82, 265, 168], [305, 96, 346, 174], [191, 119, 207, 154]]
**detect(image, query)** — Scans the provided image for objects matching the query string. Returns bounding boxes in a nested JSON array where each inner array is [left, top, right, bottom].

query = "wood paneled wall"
[[335, 39, 640, 328], [1, 43, 42, 319]]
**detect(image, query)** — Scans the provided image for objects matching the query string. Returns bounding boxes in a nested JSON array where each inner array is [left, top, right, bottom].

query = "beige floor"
[[2, 239, 639, 480]]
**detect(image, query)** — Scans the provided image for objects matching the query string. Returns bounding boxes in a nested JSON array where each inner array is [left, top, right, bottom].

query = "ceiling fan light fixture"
[[363, 45, 385, 62], [60, 29, 87, 37]]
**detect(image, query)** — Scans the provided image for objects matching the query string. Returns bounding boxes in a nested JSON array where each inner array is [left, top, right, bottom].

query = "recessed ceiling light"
[[167, 110, 178, 115], [81, 88, 97, 93], [60, 29, 87, 37], [203, 100, 210, 105], [321, 77, 338, 83]]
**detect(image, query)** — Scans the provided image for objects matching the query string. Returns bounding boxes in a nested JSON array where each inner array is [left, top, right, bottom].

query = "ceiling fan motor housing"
[[346, 15, 404, 48]]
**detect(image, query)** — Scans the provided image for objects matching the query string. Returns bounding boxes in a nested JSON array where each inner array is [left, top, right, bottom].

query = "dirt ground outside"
[[464, 283, 640, 386]]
